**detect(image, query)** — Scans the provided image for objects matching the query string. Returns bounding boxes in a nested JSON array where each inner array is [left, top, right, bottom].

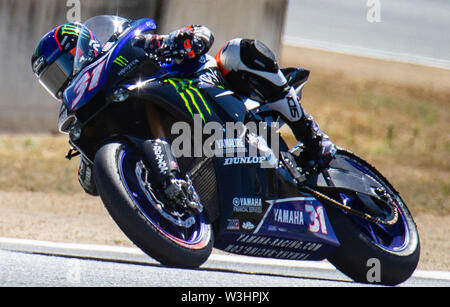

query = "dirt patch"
[[280, 44, 450, 93], [0, 191, 129, 246], [413, 213, 450, 271]]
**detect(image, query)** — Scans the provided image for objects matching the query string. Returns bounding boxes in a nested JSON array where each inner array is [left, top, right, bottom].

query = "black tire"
[[93, 141, 213, 269], [326, 150, 420, 286]]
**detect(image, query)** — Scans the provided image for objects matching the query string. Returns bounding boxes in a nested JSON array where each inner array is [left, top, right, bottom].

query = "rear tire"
[[93, 141, 213, 269], [326, 150, 420, 285]]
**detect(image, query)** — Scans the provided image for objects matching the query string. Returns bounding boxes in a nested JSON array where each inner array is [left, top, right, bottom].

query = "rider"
[[133, 26, 336, 163], [31, 21, 336, 196]]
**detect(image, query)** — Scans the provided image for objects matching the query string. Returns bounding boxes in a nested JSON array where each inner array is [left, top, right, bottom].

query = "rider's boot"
[[261, 86, 337, 167], [289, 110, 337, 167]]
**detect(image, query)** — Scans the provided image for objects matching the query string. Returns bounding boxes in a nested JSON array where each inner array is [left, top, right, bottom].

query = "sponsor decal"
[[215, 138, 245, 150], [286, 95, 301, 119], [226, 219, 240, 231], [61, 24, 90, 39], [153, 144, 168, 174], [267, 225, 288, 232], [235, 234, 323, 252], [262, 198, 329, 235], [33, 56, 45, 74], [223, 244, 318, 260], [267, 225, 278, 232], [242, 221, 255, 230], [117, 59, 140, 76], [233, 197, 262, 213], [223, 236, 325, 260], [113, 55, 129, 67], [273, 208, 304, 226], [165, 78, 211, 123], [102, 41, 115, 52], [215, 138, 247, 155], [224, 156, 266, 166]]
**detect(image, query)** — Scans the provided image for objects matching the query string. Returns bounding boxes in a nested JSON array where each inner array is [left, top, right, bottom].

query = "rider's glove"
[[166, 25, 213, 61], [133, 26, 214, 63], [132, 34, 171, 61]]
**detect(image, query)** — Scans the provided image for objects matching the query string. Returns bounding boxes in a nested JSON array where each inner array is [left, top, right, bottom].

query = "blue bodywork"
[[63, 18, 158, 111], [63, 17, 341, 261], [215, 197, 340, 260]]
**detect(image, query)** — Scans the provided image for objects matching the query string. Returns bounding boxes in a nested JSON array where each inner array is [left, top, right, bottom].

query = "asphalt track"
[[0, 238, 448, 287], [284, 0, 450, 69]]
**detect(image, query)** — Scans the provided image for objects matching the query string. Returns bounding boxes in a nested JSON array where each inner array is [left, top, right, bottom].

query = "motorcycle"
[[56, 15, 419, 285]]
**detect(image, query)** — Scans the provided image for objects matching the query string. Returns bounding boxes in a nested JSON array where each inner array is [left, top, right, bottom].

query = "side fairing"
[[130, 79, 340, 260], [126, 78, 248, 125]]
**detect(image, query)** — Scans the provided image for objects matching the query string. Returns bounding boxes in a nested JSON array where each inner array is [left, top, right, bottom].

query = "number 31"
[[305, 204, 328, 234], [71, 60, 106, 109]]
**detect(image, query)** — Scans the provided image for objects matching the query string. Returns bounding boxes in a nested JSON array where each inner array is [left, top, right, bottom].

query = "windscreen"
[[73, 15, 130, 74]]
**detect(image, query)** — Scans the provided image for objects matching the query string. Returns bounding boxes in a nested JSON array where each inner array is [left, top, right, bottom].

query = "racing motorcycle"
[[57, 15, 419, 285]]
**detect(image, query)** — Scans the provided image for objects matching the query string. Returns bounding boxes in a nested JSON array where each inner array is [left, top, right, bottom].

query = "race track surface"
[[0, 238, 448, 288]]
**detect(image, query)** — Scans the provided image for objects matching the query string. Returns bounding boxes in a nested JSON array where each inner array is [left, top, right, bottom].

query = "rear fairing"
[[210, 140, 340, 261]]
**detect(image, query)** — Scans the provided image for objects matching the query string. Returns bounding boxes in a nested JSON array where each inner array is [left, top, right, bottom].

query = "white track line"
[[283, 36, 450, 70], [0, 237, 140, 255], [0, 237, 448, 281]]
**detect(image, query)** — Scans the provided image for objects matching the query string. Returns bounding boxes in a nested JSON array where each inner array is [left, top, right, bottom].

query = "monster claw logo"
[[165, 78, 211, 123], [60, 24, 90, 39], [113, 56, 129, 67]]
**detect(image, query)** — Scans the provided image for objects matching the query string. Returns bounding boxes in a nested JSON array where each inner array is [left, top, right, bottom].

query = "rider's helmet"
[[31, 23, 101, 100]]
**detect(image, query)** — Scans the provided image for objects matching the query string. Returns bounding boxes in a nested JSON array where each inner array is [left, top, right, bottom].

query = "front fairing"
[[62, 17, 158, 111]]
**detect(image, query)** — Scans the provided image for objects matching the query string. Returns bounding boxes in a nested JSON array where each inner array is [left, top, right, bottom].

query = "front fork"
[[146, 103, 166, 139]]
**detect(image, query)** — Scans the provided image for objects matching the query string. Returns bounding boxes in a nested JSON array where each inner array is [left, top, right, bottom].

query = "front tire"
[[93, 141, 213, 269]]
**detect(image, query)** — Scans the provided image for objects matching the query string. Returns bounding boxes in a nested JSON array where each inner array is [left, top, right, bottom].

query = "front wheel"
[[93, 141, 213, 269], [325, 150, 420, 285]]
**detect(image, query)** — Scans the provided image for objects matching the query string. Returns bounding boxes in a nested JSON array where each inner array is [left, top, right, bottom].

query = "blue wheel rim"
[[341, 158, 410, 252], [118, 147, 207, 246]]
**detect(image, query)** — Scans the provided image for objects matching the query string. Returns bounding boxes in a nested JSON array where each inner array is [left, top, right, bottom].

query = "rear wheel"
[[326, 150, 420, 285], [93, 141, 213, 269]]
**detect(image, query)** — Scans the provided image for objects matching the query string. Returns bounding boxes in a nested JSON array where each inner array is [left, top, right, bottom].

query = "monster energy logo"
[[61, 24, 90, 39], [165, 78, 211, 123], [113, 56, 129, 67]]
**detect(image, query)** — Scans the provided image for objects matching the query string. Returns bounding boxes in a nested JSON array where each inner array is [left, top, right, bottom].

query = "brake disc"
[[135, 161, 196, 228]]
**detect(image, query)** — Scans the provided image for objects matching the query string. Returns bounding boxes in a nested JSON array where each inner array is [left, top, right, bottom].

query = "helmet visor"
[[39, 52, 74, 99]]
